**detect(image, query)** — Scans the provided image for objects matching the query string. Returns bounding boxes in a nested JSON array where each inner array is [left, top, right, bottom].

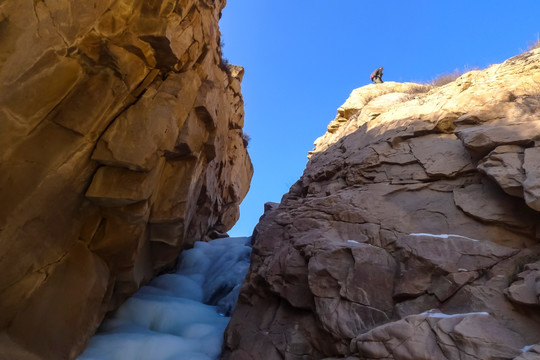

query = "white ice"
[[409, 233, 480, 242], [78, 237, 252, 360], [420, 309, 489, 318]]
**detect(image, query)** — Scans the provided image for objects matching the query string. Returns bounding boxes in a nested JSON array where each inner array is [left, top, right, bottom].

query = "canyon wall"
[[225, 49, 540, 359], [0, 1, 252, 359]]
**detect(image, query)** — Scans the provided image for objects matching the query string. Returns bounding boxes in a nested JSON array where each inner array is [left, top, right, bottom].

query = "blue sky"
[[221, 1, 540, 237]]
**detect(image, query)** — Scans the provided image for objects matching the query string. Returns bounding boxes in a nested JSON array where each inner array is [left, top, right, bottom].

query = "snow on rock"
[[514, 344, 540, 360], [419, 309, 489, 318], [409, 233, 480, 241]]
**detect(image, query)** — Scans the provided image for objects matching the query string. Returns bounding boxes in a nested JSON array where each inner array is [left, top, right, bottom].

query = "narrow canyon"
[[1, 1, 539, 360]]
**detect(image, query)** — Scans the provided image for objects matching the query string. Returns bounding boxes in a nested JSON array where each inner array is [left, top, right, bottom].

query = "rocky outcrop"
[[0, 1, 252, 359], [225, 49, 540, 359]]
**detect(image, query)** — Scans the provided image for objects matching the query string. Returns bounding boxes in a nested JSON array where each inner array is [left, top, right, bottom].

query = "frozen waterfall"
[[78, 237, 252, 360]]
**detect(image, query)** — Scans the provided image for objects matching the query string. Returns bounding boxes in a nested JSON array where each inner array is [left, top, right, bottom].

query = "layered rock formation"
[[225, 49, 540, 359], [0, 1, 252, 359]]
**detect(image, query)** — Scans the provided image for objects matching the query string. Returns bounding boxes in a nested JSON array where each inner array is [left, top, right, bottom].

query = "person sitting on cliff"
[[370, 67, 384, 83]]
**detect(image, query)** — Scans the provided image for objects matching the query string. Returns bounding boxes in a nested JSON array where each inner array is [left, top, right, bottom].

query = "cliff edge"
[[0, 1, 252, 359], [224, 49, 540, 359]]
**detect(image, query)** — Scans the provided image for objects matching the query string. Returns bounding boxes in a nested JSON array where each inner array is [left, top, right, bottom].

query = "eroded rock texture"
[[0, 1, 252, 359], [225, 49, 540, 359]]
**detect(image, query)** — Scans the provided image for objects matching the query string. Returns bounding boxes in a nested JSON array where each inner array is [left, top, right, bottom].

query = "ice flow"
[[78, 237, 252, 360]]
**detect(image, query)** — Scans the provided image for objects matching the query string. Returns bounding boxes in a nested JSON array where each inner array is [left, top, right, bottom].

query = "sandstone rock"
[[309, 242, 396, 339], [453, 181, 536, 234], [505, 261, 540, 306], [91, 71, 202, 171], [477, 145, 525, 197], [0, 0, 252, 358], [514, 344, 540, 360], [225, 49, 540, 359], [48, 70, 130, 139], [455, 122, 540, 158], [86, 162, 165, 207], [409, 134, 474, 177], [523, 146, 540, 211], [351, 312, 527, 360], [0, 243, 110, 360], [398, 233, 517, 273], [1, 55, 83, 129], [312, 82, 436, 155]]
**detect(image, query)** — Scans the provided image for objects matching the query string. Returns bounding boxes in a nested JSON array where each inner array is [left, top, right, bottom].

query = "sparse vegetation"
[[527, 38, 540, 51], [219, 56, 230, 69], [405, 83, 432, 94], [430, 69, 463, 87], [218, 57, 232, 78], [516, 35, 540, 55], [217, 37, 232, 76], [242, 132, 251, 148], [429, 65, 480, 87]]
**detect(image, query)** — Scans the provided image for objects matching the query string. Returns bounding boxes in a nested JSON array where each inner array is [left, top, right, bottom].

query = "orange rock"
[[0, 0, 252, 358]]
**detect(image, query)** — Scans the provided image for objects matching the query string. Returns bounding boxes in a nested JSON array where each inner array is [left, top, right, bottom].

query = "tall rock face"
[[225, 49, 540, 360], [0, 1, 252, 359]]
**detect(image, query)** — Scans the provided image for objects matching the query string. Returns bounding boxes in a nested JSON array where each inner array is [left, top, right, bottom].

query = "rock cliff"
[[0, 1, 252, 359], [225, 49, 540, 359]]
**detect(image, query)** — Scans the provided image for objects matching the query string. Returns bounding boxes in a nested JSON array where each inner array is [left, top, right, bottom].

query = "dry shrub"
[[431, 69, 463, 87], [219, 57, 231, 75], [406, 83, 432, 94], [217, 37, 232, 77], [242, 132, 251, 148], [527, 38, 540, 51]]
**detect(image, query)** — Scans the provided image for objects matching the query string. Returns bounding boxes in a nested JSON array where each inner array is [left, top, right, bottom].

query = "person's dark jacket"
[[371, 67, 383, 79]]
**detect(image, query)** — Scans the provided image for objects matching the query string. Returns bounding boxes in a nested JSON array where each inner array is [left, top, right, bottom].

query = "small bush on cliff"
[[527, 38, 540, 51], [242, 132, 251, 148], [430, 69, 463, 87], [218, 38, 232, 77], [431, 65, 481, 87], [219, 57, 232, 76], [405, 83, 432, 94]]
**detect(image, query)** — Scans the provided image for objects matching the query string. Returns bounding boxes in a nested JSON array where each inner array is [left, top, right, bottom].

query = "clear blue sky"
[[221, 1, 540, 237]]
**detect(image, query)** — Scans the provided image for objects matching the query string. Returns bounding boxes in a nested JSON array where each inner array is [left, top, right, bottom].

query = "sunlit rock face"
[[224, 49, 540, 359], [0, 1, 252, 359]]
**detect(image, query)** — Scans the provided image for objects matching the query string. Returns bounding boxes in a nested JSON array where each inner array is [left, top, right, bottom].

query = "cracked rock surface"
[[224, 49, 540, 359], [0, 1, 252, 359]]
